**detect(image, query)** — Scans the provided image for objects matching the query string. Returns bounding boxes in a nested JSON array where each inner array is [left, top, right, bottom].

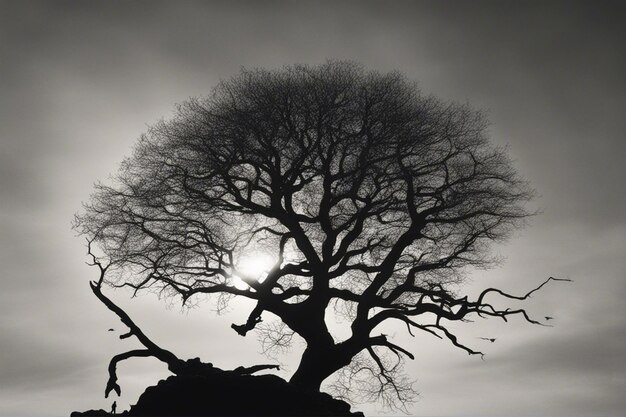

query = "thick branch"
[[105, 349, 153, 398], [90, 280, 183, 370], [232, 364, 280, 375], [231, 305, 264, 336], [87, 242, 186, 395]]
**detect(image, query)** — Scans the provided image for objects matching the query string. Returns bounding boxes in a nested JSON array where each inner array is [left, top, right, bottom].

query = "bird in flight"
[[479, 337, 496, 343], [108, 328, 115, 332], [545, 316, 554, 321]]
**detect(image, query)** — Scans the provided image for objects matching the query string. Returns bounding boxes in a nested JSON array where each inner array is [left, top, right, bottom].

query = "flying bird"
[[545, 316, 554, 321], [479, 337, 496, 343], [108, 328, 115, 332]]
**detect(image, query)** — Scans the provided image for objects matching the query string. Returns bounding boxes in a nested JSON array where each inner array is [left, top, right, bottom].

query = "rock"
[[127, 372, 362, 416], [70, 409, 109, 417], [72, 369, 363, 417]]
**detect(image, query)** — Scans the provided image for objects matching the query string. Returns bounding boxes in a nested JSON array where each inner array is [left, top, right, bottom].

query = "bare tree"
[[74, 62, 567, 407]]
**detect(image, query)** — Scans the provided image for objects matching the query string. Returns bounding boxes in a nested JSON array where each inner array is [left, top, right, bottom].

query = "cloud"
[[0, 1, 624, 416]]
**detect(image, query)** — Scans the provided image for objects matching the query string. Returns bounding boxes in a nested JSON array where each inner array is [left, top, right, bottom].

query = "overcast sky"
[[1, 1, 624, 416]]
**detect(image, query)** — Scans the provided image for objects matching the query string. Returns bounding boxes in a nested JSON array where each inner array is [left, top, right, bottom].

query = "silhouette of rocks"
[[72, 366, 363, 417], [71, 410, 109, 417]]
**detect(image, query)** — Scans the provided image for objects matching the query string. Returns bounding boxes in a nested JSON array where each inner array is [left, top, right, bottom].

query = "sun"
[[232, 252, 275, 290]]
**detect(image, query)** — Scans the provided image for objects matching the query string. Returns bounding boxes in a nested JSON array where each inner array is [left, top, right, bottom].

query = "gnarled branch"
[[105, 349, 153, 398]]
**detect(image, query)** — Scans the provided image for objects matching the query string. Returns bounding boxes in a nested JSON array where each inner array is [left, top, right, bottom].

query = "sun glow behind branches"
[[232, 252, 276, 290]]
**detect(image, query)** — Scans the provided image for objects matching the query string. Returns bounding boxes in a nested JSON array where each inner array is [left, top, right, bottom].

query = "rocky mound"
[[72, 370, 363, 417]]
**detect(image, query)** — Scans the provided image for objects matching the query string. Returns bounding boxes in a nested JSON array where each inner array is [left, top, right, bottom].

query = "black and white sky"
[[1, 1, 624, 416]]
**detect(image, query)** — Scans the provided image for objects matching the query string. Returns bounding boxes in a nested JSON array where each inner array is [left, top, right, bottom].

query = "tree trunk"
[[289, 346, 334, 391], [289, 342, 356, 392], [281, 294, 359, 391]]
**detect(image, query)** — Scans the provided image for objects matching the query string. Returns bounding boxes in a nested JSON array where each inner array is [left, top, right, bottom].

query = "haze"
[[0, 1, 624, 416]]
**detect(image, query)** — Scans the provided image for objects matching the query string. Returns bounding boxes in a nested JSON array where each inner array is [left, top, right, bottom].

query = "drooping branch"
[[105, 349, 153, 398], [88, 245, 183, 368], [327, 350, 416, 412], [87, 241, 282, 397], [369, 334, 415, 360], [87, 241, 187, 395], [423, 325, 485, 358], [90, 277, 184, 371], [364, 346, 415, 412]]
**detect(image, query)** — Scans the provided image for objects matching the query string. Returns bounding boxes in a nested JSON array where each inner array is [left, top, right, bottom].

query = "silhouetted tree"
[[75, 62, 566, 408]]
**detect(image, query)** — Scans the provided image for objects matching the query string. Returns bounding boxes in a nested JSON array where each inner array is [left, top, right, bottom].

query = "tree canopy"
[[75, 62, 562, 409]]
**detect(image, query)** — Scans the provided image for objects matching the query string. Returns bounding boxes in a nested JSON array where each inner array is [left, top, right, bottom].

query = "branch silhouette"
[[87, 240, 278, 398]]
